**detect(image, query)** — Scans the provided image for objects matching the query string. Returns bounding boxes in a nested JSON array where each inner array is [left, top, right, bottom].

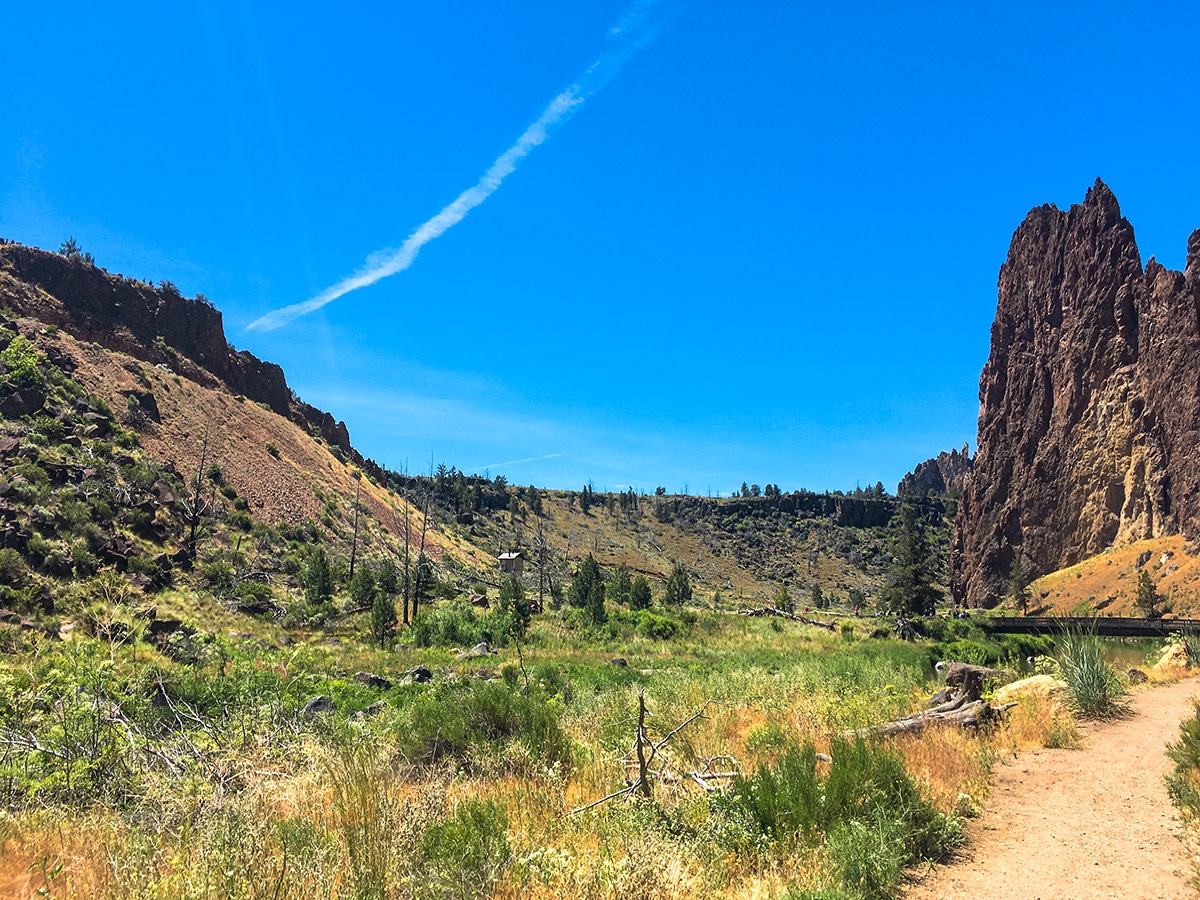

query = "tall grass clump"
[[716, 736, 962, 898], [1166, 699, 1200, 818], [1055, 628, 1129, 720]]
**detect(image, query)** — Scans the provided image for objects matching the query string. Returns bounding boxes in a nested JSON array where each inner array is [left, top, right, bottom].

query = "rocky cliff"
[[898, 445, 972, 497], [953, 180, 1200, 607], [0, 242, 354, 455]]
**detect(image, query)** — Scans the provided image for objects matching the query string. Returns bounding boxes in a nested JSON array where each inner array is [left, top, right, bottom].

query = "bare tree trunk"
[[185, 431, 211, 563], [348, 473, 361, 580], [402, 462, 412, 625], [635, 690, 652, 799], [412, 460, 433, 621]]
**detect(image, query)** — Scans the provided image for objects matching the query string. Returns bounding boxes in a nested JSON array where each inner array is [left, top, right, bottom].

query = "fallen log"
[[845, 699, 1017, 738], [735, 606, 837, 630], [933, 661, 1006, 702]]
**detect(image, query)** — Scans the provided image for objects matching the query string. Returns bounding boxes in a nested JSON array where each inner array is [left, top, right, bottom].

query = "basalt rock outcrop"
[[898, 445, 973, 497], [952, 180, 1200, 607], [0, 241, 354, 456]]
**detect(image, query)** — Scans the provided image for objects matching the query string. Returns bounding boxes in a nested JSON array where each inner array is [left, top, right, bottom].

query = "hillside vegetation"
[[0, 240, 1132, 900]]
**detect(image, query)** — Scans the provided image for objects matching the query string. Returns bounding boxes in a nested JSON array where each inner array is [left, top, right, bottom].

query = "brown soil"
[[1029, 536, 1200, 618], [905, 678, 1200, 900]]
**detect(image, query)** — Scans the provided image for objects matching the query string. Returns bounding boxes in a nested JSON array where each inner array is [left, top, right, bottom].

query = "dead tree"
[[348, 472, 362, 580], [182, 432, 212, 564], [736, 605, 837, 631], [569, 693, 733, 814]]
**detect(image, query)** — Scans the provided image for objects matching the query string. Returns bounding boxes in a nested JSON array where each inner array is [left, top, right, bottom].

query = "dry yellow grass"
[[1029, 535, 1200, 617]]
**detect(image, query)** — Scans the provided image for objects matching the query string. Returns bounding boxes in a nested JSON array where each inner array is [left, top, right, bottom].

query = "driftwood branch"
[[844, 660, 1014, 738], [568, 695, 733, 815], [736, 606, 837, 630]]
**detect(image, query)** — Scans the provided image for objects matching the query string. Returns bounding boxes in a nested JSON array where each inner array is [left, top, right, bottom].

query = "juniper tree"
[[607, 564, 632, 606], [498, 574, 532, 639], [1135, 569, 1167, 618], [878, 504, 942, 617], [629, 575, 652, 611], [1009, 555, 1032, 615], [369, 582, 397, 649], [663, 560, 692, 607]]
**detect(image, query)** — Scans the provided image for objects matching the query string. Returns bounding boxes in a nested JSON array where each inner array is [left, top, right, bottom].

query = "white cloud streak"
[[247, 1, 660, 332], [467, 452, 564, 473]]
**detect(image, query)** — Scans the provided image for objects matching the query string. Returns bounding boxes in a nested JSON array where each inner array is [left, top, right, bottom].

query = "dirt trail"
[[905, 677, 1200, 900]]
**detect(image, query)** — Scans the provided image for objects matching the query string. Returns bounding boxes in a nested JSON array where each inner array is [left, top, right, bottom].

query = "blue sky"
[[3, 2, 1199, 494]]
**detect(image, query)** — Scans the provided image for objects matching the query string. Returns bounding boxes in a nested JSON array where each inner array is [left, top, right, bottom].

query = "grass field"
[[0, 598, 1095, 900]]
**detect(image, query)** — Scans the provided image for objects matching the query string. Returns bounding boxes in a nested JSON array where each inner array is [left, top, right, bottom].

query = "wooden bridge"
[[978, 616, 1200, 638]]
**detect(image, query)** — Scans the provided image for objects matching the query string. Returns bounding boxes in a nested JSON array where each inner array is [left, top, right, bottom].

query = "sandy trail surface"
[[905, 677, 1200, 900]]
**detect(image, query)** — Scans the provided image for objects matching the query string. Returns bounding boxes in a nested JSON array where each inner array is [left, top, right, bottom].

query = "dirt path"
[[905, 677, 1200, 900]]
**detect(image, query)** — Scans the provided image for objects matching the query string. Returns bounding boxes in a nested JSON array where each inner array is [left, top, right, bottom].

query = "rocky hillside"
[[0, 239, 957, 617], [898, 445, 972, 497], [953, 180, 1200, 607]]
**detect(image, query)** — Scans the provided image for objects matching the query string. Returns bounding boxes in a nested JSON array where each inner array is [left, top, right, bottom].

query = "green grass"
[[1055, 629, 1129, 720]]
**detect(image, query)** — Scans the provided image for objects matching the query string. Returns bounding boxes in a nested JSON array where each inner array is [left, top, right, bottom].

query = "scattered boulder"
[[1153, 642, 1190, 672], [355, 700, 388, 719], [302, 696, 336, 716], [405, 664, 433, 683], [354, 671, 392, 690], [1127, 668, 1149, 685], [456, 642, 493, 660], [0, 388, 45, 417], [152, 480, 175, 504], [1137, 551, 1153, 568], [994, 674, 1068, 708], [146, 618, 186, 638]]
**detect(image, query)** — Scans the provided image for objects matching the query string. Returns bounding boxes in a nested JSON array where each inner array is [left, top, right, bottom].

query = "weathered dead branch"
[[568, 693, 735, 814], [844, 659, 1015, 738], [735, 605, 837, 630]]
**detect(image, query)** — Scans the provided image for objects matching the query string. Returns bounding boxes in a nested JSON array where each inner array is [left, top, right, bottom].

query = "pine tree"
[[1135, 569, 1167, 618], [370, 586, 397, 649], [498, 574, 532, 639], [664, 560, 692, 607], [878, 505, 942, 617], [629, 575, 653, 611]]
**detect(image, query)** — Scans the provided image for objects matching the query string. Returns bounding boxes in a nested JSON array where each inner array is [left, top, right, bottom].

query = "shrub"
[[1056, 629, 1128, 720], [397, 679, 573, 772], [1167, 699, 1200, 818], [0, 548, 26, 586], [412, 602, 506, 649], [718, 736, 960, 895], [635, 610, 680, 640], [266, 441, 280, 458], [414, 799, 511, 900], [0, 335, 45, 387]]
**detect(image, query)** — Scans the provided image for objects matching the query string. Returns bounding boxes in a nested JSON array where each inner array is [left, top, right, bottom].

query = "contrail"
[[247, 2, 660, 332], [469, 452, 563, 472]]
